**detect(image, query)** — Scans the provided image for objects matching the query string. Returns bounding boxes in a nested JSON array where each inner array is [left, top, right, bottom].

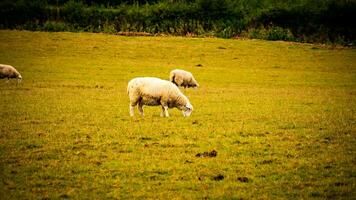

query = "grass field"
[[0, 30, 355, 199]]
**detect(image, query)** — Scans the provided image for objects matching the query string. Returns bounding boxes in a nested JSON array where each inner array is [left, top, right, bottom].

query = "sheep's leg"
[[129, 101, 138, 117], [160, 106, 165, 117], [162, 105, 169, 117], [138, 102, 144, 116], [129, 104, 135, 117], [129, 95, 141, 117]]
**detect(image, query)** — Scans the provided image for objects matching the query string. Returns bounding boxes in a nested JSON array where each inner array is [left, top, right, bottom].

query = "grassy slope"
[[0, 30, 355, 199]]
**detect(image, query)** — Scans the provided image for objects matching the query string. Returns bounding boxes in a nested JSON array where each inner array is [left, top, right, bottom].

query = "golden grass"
[[0, 30, 355, 199]]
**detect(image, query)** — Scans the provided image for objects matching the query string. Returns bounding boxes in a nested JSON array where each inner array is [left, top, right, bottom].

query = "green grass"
[[0, 30, 355, 199]]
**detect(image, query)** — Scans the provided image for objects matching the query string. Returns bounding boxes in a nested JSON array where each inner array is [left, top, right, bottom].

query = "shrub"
[[266, 26, 295, 41], [43, 21, 68, 32]]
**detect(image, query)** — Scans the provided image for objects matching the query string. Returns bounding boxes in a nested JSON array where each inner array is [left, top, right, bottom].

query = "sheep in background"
[[169, 69, 199, 88], [127, 77, 193, 117], [0, 64, 22, 83]]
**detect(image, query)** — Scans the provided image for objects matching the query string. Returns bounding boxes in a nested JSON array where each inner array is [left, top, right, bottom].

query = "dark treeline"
[[0, 0, 355, 44]]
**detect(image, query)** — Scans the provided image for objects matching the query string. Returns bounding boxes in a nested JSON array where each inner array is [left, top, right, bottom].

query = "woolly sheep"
[[0, 64, 22, 83], [127, 77, 193, 117], [169, 69, 199, 88]]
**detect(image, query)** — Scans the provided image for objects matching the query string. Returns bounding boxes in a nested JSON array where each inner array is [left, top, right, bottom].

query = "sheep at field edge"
[[0, 64, 22, 83], [127, 77, 193, 117], [169, 69, 199, 88]]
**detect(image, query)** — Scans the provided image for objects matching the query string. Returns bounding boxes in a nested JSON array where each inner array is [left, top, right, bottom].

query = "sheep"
[[169, 69, 199, 88], [127, 77, 193, 117], [0, 64, 22, 83]]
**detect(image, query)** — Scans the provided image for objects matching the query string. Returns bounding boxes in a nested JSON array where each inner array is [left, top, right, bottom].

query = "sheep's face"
[[181, 103, 193, 117], [189, 78, 199, 88], [16, 74, 22, 83]]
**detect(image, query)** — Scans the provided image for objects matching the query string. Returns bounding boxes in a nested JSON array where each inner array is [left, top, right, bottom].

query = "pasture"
[[0, 30, 355, 199]]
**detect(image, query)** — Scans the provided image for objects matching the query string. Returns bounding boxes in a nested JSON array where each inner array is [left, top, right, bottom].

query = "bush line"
[[0, 0, 355, 45]]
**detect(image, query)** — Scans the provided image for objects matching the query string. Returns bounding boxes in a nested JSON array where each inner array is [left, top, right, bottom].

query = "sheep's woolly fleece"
[[127, 77, 193, 117], [0, 64, 22, 80], [169, 69, 199, 88]]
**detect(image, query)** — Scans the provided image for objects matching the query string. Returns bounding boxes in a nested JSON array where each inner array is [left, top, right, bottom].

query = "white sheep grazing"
[[127, 77, 193, 117], [0, 64, 22, 83], [169, 69, 199, 88]]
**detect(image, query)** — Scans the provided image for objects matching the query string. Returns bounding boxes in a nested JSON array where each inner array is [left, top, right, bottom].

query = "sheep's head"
[[181, 102, 193, 117], [192, 82, 199, 88], [17, 74, 22, 83], [189, 78, 199, 88]]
